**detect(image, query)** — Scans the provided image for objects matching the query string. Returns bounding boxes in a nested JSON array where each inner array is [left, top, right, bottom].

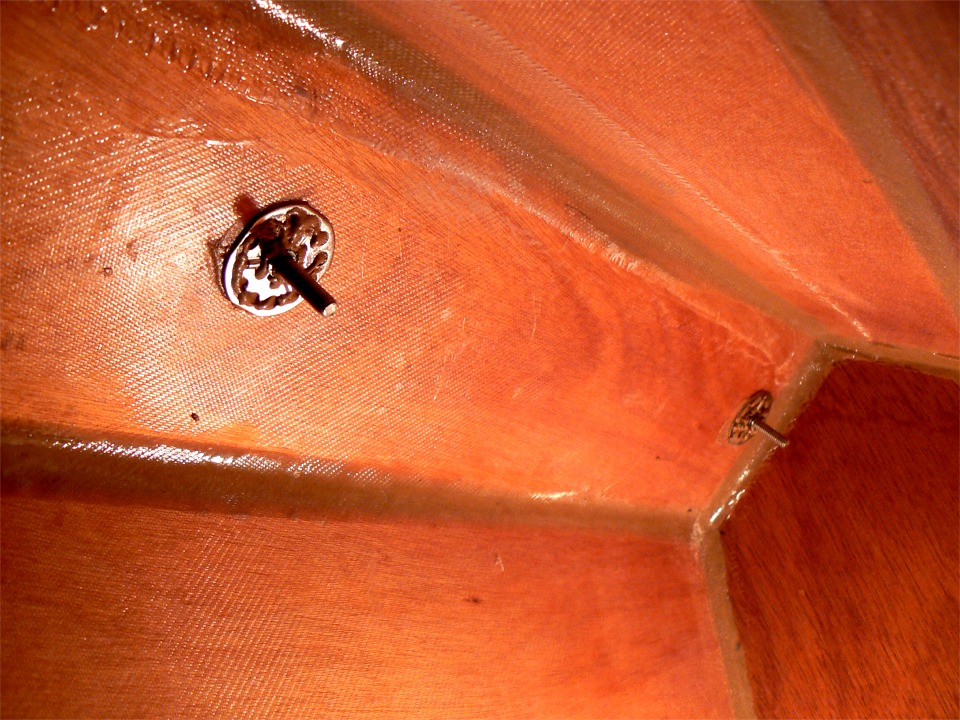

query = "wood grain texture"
[[0, 495, 732, 719], [721, 361, 960, 718], [824, 0, 959, 247], [2, 4, 958, 712], [757, 0, 959, 324], [0, 1, 809, 512], [355, 0, 958, 352]]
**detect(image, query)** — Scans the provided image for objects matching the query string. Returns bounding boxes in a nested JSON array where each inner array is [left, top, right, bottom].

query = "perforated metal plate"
[[223, 202, 334, 317]]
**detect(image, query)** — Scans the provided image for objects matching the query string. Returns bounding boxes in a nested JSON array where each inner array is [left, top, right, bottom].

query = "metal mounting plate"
[[223, 202, 334, 316]]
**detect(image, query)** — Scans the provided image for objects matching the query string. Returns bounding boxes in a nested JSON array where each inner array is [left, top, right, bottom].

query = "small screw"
[[222, 202, 337, 318], [750, 417, 790, 447], [729, 390, 790, 448], [263, 241, 338, 317]]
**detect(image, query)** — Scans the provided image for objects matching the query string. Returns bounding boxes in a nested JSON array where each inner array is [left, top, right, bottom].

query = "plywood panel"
[[0, 1, 808, 512], [357, 0, 958, 351], [822, 1, 958, 275], [756, 0, 959, 325], [1, 495, 732, 718], [721, 361, 960, 718]]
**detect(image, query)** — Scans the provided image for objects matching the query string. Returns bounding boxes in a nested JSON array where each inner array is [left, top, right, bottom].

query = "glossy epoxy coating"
[[1, 496, 733, 718], [0, 1, 810, 512], [356, 0, 958, 349], [1, 2, 958, 717], [721, 361, 960, 718], [2, 2, 956, 511]]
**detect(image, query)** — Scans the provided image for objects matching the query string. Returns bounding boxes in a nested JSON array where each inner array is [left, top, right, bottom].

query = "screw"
[[222, 202, 337, 318], [729, 390, 790, 448], [264, 242, 338, 317], [749, 416, 790, 448]]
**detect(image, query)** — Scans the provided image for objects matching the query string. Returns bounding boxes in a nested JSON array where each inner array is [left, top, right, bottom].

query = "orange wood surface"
[[356, 0, 958, 352], [1, 494, 732, 719], [1, 2, 958, 716], [824, 1, 958, 258], [720, 361, 960, 718], [0, 1, 809, 513]]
